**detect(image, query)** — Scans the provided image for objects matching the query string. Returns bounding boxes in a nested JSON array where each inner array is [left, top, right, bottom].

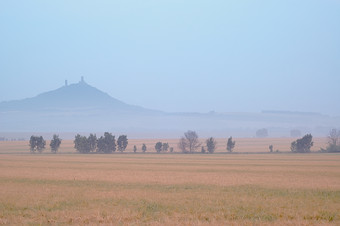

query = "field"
[[0, 138, 339, 225]]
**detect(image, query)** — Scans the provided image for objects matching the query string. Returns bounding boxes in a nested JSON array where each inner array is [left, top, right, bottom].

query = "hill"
[[0, 79, 155, 114], [0, 79, 339, 138]]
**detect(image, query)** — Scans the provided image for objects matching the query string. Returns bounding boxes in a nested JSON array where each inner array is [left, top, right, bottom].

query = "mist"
[[1, 0, 339, 116]]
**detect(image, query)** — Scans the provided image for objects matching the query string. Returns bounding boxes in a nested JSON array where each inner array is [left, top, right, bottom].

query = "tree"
[[185, 130, 201, 153], [133, 145, 137, 153], [142, 143, 147, 153], [201, 146, 206, 153], [74, 134, 91, 153], [178, 130, 201, 153], [170, 147, 174, 153], [88, 134, 97, 152], [155, 142, 163, 153], [50, 134, 62, 153], [323, 129, 340, 153], [269, 144, 273, 152], [97, 132, 116, 153], [256, 128, 268, 138], [162, 143, 169, 152], [178, 137, 188, 153], [29, 135, 46, 153], [206, 137, 217, 154], [117, 135, 128, 152], [291, 134, 313, 153], [328, 129, 340, 147], [227, 136, 235, 152]]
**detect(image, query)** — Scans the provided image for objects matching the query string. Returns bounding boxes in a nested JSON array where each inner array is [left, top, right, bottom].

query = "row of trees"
[[132, 143, 148, 153], [177, 130, 235, 153], [28, 131, 236, 154], [178, 129, 340, 154], [29, 135, 61, 153], [74, 133, 128, 153], [154, 142, 173, 153], [29, 129, 339, 154]]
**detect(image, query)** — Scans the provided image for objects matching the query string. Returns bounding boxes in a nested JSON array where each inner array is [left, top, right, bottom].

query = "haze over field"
[[1, 0, 340, 116], [1, 2, 340, 224], [0, 79, 339, 138]]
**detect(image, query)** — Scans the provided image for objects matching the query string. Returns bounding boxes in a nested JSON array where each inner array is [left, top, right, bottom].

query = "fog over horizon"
[[1, 1, 340, 116], [0, 78, 339, 116]]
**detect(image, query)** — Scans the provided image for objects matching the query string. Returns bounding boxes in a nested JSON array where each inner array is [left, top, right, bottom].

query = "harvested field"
[[0, 138, 339, 225]]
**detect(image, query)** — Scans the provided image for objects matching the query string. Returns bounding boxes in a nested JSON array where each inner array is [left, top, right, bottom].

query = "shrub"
[[291, 134, 313, 153]]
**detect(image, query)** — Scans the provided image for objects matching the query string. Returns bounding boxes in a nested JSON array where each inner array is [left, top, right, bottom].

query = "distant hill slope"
[[0, 81, 157, 113], [0, 81, 339, 137]]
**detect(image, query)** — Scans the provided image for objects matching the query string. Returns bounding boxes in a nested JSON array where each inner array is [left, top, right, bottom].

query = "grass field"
[[0, 138, 339, 225]]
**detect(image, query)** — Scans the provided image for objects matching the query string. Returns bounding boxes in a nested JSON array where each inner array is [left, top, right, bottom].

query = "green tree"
[[170, 147, 174, 153], [269, 144, 273, 152], [291, 134, 313, 153], [117, 135, 128, 152], [227, 136, 235, 152], [50, 134, 62, 153], [29, 135, 46, 153], [201, 146, 206, 153], [74, 134, 91, 153], [142, 143, 147, 153], [206, 137, 217, 153], [162, 143, 169, 152], [97, 132, 116, 153], [133, 145, 137, 153], [155, 142, 163, 153], [88, 133, 97, 152]]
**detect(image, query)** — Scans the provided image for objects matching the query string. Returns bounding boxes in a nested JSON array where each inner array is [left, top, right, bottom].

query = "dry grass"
[[0, 138, 339, 225]]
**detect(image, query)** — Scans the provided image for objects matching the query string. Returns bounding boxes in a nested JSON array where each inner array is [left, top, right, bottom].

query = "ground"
[[0, 138, 339, 225]]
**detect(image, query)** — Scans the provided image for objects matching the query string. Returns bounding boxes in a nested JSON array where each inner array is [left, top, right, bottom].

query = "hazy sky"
[[1, 1, 339, 115]]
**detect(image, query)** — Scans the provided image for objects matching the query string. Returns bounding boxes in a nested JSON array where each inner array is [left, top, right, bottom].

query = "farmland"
[[0, 138, 339, 225]]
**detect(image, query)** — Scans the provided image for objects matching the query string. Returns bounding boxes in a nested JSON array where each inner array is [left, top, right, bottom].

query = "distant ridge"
[[0, 79, 158, 114], [0, 79, 338, 137], [262, 110, 325, 116]]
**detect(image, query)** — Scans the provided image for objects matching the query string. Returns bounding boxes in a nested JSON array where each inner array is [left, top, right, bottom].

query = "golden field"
[[0, 138, 339, 225]]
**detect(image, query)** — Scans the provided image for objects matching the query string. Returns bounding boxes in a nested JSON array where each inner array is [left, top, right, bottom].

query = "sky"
[[1, 0, 340, 115]]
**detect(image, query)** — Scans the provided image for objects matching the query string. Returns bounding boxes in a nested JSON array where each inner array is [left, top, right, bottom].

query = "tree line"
[[177, 130, 235, 153], [74, 133, 128, 153], [28, 128, 340, 154], [29, 134, 61, 153]]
